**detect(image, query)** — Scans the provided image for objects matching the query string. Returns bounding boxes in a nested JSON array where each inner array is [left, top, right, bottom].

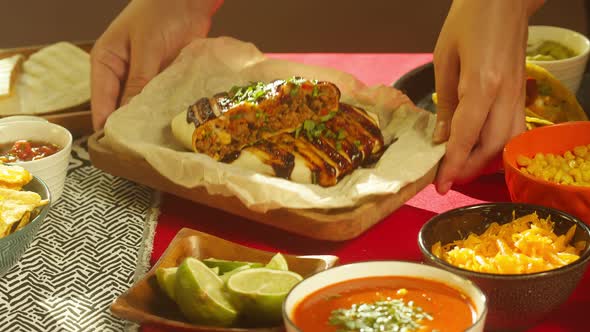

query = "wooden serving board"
[[0, 41, 94, 139], [88, 131, 437, 241]]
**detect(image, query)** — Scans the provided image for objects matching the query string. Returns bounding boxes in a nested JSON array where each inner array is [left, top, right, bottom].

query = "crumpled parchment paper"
[[102, 37, 445, 212]]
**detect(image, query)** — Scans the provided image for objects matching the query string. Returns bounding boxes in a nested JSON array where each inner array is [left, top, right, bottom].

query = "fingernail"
[[436, 181, 453, 195], [433, 120, 448, 143]]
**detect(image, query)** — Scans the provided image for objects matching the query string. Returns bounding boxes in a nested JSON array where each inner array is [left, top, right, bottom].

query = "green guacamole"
[[526, 40, 578, 61]]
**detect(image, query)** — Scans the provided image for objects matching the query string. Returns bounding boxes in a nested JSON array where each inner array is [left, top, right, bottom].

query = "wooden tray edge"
[[88, 131, 437, 241]]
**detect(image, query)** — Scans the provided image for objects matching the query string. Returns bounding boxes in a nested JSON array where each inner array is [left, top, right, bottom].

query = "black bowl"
[[418, 203, 590, 332]]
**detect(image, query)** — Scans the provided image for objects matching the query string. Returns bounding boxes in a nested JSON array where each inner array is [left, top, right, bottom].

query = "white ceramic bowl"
[[527, 25, 590, 93], [283, 260, 488, 332], [0, 121, 72, 201]]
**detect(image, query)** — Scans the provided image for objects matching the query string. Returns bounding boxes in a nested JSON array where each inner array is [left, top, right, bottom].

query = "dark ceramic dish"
[[392, 62, 436, 113], [392, 61, 590, 118], [418, 203, 590, 332]]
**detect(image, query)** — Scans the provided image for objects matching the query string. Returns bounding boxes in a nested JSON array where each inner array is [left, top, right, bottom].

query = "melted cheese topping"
[[432, 212, 585, 274]]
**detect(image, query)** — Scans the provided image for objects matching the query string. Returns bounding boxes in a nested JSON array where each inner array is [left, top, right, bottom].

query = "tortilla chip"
[[14, 211, 32, 232], [0, 187, 47, 236], [525, 115, 554, 126], [0, 164, 33, 190]]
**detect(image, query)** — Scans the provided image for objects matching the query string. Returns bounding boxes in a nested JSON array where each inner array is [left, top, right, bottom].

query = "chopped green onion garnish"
[[328, 298, 433, 332], [253, 89, 266, 99], [325, 130, 336, 139], [320, 111, 337, 122], [312, 123, 326, 138], [303, 120, 316, 132], [230, 81, 272, 104], [287, 76, 309, 85], [312, 85, 319, 97]]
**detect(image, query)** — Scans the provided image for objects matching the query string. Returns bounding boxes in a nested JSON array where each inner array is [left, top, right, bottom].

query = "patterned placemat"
[[0, 138, 158, 332]]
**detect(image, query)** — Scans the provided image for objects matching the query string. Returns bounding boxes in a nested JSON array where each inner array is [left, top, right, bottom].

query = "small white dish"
[[527, 25, 590, 93], [283, 260, 487, 332], [0, 121, 72, 201]]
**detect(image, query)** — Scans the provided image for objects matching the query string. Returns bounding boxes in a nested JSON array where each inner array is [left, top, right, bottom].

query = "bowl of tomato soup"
[[0, 121, 72, 201], [283, 261, 487, 332]]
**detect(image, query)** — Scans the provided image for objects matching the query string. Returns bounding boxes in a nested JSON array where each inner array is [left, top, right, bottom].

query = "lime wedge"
[[175, 258, 238, 326], [210, 266, 220, 275], [155, 267, 177, 301], [203, 258, 263, 274], [220, 265, 251, 283], [227, 267, 302, 325], [265, 253, 289, 271]]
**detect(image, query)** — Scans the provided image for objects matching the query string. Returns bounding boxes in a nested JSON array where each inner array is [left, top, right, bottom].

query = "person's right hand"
[[91, 0, 223, 131]]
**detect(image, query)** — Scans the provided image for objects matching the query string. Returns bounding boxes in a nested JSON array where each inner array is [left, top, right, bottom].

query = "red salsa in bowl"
[[0, 140, 62, 163]]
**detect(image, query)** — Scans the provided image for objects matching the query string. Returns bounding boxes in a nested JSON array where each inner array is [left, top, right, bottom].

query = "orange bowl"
[[503, 121, 590, 224]]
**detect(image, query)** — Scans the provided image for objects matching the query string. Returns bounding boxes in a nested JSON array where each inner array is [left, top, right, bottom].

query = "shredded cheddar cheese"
[[432, 212, 586, 274]]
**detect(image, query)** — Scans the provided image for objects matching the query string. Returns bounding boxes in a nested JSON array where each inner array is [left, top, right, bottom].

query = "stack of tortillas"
[[0, 41, 90, 116]]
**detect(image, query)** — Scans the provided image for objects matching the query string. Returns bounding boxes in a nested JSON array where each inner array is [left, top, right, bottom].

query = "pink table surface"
[[142, 54, 589, 332]]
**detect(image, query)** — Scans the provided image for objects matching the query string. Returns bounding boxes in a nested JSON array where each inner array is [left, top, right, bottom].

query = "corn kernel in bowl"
[[516, 144, 590, 186]]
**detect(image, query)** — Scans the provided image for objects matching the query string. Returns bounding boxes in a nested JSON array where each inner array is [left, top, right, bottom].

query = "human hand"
[[90, 0, 223, 130], [432, 0, 544, 194]]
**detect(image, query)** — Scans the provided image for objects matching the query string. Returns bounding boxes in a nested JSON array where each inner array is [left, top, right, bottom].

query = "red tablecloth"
[[142, 54, 589, 332]]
